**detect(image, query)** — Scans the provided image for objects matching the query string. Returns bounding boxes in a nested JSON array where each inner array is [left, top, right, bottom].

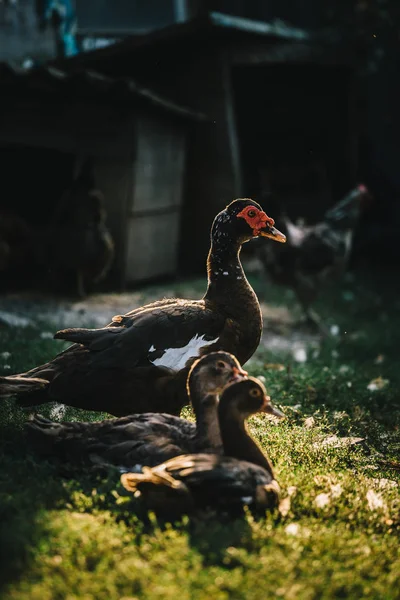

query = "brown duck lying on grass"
[[121, 377, 284, 518], [26, 352, 253, 467]]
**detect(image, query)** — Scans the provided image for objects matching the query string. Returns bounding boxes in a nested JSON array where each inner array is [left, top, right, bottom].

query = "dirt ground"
[[0, 280, 321, 367]]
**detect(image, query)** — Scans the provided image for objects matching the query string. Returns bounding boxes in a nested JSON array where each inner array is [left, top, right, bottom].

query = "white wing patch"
[[149, 334, 219, 371]]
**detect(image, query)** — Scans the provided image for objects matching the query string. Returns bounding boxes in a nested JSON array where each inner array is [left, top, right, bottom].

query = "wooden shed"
[[0, 64, 205, 289], [55, 12, 359, 274]]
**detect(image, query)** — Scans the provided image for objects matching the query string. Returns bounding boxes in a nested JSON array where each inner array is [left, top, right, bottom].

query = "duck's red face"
[[237, 205, 274, 236], [236, 204, 286, 243]]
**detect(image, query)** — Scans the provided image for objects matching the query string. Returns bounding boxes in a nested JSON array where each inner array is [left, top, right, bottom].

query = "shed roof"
[[74, 12, 309, 42], [0, 62, 206, 122], [54, 11, 310, 71]]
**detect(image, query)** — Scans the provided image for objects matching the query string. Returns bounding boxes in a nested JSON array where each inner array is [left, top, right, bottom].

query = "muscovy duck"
[[0, 198, 285, 416], [25, 352, 248, 466]]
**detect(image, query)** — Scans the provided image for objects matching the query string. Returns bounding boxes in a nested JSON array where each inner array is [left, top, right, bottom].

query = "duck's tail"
[[0, 375, 49, 398]]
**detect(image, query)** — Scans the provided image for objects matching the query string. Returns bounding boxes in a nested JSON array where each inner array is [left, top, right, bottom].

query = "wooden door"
[[125, 114, 186, 283]]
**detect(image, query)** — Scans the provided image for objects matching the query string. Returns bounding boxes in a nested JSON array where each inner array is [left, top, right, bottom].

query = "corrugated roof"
[[0, 63, 207, 122]]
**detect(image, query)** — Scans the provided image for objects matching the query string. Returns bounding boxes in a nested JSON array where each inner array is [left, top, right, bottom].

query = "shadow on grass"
[[0, 414, 260, 593], [0, 420, 69, 593]]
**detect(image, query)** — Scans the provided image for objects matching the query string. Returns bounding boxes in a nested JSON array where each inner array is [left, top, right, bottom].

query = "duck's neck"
[[190, 382, 222, 452], [204, 238, 260, 321], [218, 408, 275, 476]]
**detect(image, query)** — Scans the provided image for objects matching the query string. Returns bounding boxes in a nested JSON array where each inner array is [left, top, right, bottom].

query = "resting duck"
[[25, 352, 248, 466], [121, 377, 283, 517], [0, 198, 285, 416]]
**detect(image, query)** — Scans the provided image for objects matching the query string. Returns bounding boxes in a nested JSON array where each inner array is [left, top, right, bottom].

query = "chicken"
[[47, 161, 115, 298], [257, 185, 371, 335]]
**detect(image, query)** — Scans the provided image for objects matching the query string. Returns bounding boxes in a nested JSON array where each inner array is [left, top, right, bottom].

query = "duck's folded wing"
[[158, 455, 260, 507], [54, 302, 227, 370]]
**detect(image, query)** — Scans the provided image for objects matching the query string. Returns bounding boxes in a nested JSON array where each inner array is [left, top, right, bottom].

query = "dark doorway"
[[0, 143, 75, 226]]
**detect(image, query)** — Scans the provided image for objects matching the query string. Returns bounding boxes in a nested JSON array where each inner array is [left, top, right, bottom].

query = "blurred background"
[[0, 0, 399, 298]]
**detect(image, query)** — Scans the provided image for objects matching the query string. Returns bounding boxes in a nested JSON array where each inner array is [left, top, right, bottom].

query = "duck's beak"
[[229, 366, 248, 383], [259, 225, 286, 243], [262, 395, 286, 418]]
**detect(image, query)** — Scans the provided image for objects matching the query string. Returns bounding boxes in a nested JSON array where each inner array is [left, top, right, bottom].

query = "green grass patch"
[[0, 268, 399, 599]]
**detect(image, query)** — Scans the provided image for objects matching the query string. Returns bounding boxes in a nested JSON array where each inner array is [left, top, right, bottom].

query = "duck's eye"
[[249, 387, 262, 398], [247, 209, 256, 218], [216, 360, 227, 369]]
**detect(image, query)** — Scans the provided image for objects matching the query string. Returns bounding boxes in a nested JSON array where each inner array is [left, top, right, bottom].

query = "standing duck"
[[25, 352, 247, 467], [0, 198, 285, 416], [120, 378, 284, 517]]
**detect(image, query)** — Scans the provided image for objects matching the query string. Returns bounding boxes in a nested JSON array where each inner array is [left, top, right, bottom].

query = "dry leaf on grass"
[[369, 478, 398, 490], [330, 483, 343, 498], [314, 481, 343, 509], [279, 497, 291, 517], [367, 376, 389, 392], [304, 416, 316, 428], [278, 486, 298, 517], [314, 475, 332, 486], [374, 354, 385, 365], [313, 435, 365, 450], [285, 523, 300, 536], [315, 493, 331, 508], [366, 489, 386, 511], [264, 363, 286, 372], [330, 324, 340, 336], [293, 348, 307, 363]]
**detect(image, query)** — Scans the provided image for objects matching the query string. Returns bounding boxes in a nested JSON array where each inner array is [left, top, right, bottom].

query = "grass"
[[0, 268, 399, 599]]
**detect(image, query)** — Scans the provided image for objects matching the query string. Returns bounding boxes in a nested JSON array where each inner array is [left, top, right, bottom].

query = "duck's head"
[[187, 351, 248, 400], [219, 377, 285, 420], [211, 198, 286, 246]]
